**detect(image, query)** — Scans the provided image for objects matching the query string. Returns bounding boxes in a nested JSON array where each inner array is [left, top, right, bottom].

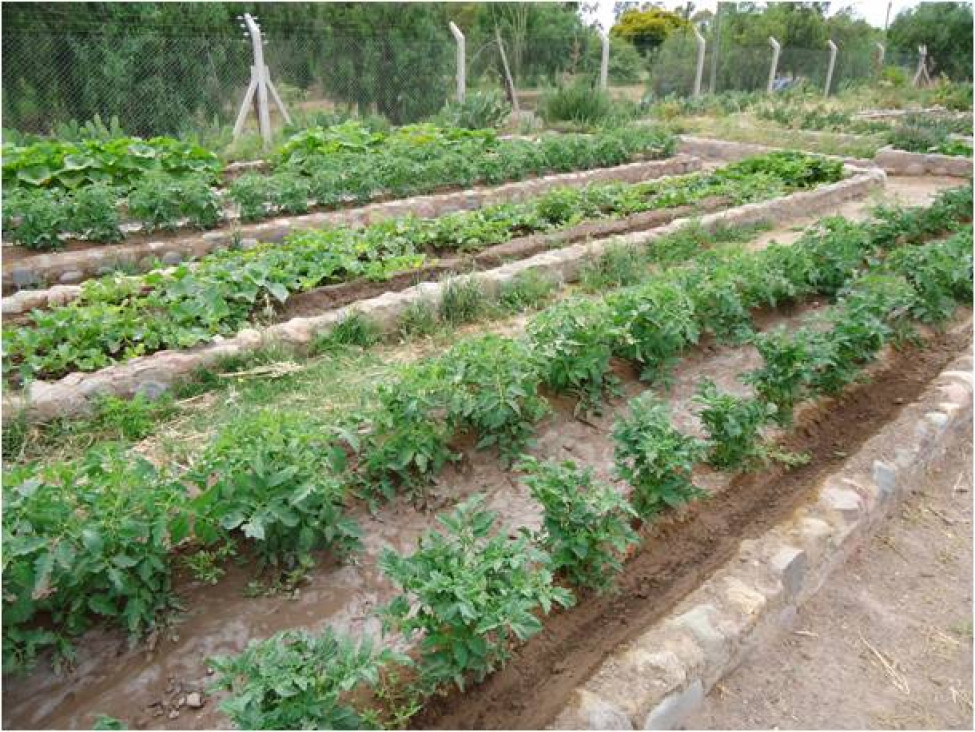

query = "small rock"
[[206, 667, 215, 676], [168, 710, 180, 720], [161, 251, 184, 266], [186, 692, 204, 709], [59, 270, 85, 285]]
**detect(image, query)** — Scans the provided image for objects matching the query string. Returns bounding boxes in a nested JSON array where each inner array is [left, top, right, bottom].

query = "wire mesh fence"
[[0, 18, 938, 140]]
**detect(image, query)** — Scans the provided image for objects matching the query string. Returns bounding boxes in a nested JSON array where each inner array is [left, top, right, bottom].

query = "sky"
[[584, 1, 932, 32]]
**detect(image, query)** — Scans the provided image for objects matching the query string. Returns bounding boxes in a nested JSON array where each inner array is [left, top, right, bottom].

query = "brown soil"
[[251, 197, 728, 321], [412, 324, 972, 730], [683, 420, 973, 730]]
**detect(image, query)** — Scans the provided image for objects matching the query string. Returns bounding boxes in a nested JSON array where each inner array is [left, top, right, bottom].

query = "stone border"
[[680, 135, 973, 179], [548, 334, 972, 730], [2, 155, 697, 292], [874, 145, 972, 178], [2, 164, 884, 425]]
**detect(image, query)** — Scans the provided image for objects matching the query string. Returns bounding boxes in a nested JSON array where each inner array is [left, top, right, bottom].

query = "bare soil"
[[682, 419, 973, 730]]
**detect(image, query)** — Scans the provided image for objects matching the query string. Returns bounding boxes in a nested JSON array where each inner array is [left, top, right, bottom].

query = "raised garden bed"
[[2, 187, 970, 729]]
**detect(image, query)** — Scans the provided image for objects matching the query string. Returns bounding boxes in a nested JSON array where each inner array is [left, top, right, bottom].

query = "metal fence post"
[[824, 39, 838, 96], [449, 22, 466, 103], [599, 30, 610, 90], [693, 28, 706, 97], [767, 36, 781, 93]]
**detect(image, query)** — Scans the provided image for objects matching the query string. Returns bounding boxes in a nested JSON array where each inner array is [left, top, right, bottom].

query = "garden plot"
[[1, 124, 676, 273], [2, 152, 857, 420], [3, 187, 970, 730]]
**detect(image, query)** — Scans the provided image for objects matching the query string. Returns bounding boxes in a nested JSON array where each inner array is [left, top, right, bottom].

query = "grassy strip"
[[2, 151, 843, 384], [2, 186, 969, 677]]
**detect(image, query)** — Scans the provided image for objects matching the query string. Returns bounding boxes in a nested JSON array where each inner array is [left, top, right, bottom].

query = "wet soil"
[[412, 322, 972, 730], [3, 303, 968, 730]]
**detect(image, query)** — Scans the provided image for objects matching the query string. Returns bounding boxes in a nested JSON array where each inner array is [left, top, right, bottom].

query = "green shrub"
[[379, 495, 573, 691], [693, 379, 774, 470], [190, 411, 360, 571], [519, 457, 637, 592], [210, 627, 403, 730], [613, 393, 705, 518], [229, 173, 271, 222], [438, 90, 511, 130], [8, 190, 66, 249], [539, 82, 630, 128], [71, 184, 122, 243]]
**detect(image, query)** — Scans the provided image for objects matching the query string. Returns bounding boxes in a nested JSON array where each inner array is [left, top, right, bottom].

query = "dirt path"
[[684, 418, 973, 730]]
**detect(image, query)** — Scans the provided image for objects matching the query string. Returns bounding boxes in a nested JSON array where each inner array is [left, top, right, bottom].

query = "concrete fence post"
[[599, 30, 610, 90], [449, 22, 466, 103], [693, 28, 706, 97], [913, 44, 932, 86], [233, 13, 290, 146], [767, 36, 781, 94], [875, 42, 885, 72], [824, 39, 838, 96]]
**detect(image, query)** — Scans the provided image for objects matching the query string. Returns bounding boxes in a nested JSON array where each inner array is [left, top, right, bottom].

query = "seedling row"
[[4, 186, 970, 728], [1, 151, 845, 385]]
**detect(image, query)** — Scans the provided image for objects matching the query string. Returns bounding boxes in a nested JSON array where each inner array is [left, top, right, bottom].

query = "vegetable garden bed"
[[1, 153, 842, 378], [2, 154, 877, 424], [2, 124, 675, 254], [2, 155, 698, 292], [3, 184, 971, 729]]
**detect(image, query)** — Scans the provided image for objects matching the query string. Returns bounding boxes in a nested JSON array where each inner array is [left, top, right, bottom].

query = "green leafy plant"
[[528, 297, 620, 411], [71, 183, 123, 243], [209, 627, 404, 730], [439, 335, 549, 462], [189, 411, 360, 572], [693, 379, 775, 470], [744, 326, 833, 424], [498, 270, 556, 313], [2, 447, 187, 673], [8, 189, 66, 249], [612, 393, 705, 518], [519, 457, 637, 592], [379, 495, 573, 691]]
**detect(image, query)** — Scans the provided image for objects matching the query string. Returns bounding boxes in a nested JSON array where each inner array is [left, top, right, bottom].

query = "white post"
[[449, 22, 466, 103], [692, 28, 706, 97], [913, 44, 931, 86], [875, 42, 885, 70], [234, 13, 290, 145], [599, 30, 610, 90], [767, 36, 781, 94], [824, 39, 838, 96], [495, 28, 520, 114]]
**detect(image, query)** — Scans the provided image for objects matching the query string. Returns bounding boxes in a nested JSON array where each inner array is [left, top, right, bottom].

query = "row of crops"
[[4, 184, 971, 711], [1, 152, 845, 384], [2, 123, 676, 250]]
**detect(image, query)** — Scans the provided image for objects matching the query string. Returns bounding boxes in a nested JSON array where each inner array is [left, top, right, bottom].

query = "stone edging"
[[2, 165, 884, 425], [874, 145, 973, 178], [548, 339, 972, 730], [679, 135, 973, 179], [1, 156, 698, 292]]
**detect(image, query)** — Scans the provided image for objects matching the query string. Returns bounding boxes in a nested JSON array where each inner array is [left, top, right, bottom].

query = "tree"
[[888, 2, 973, 80], [611, 7, 690, 57]]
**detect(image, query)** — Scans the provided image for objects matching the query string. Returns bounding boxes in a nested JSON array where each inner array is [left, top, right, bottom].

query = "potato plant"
[[209, 627, 405, 730], [519, 457, 638, 592], [613, 393, 706, 518], [693, 379, 776, 470], [379, 495, 573, 691]]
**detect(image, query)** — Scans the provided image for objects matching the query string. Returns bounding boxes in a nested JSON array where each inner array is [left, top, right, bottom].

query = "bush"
[[613, 393, 705, 518], [519, 457, 637, 591], [190, 411, 360, 570], [438, 90, 511, 130], [379, 495, 573, 691], [538, 82, 632, 127], [71, 184, 123, 243], [693, 379, 774, 470], [8, 189, 66, 250], [210, 627, 404, 730]]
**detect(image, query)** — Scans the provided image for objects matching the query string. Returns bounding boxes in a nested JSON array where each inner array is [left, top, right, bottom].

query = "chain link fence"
[[0, 18, 940, 140]]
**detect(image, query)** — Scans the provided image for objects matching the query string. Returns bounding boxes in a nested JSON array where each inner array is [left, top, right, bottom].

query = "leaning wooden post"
[[599, 30, 610, 90], [495, 27, 520, 114], [693, 27, 706, 97], [767, 36, 781, 93], [824, 39, 838, 96], [449, 22, 466, 103]]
